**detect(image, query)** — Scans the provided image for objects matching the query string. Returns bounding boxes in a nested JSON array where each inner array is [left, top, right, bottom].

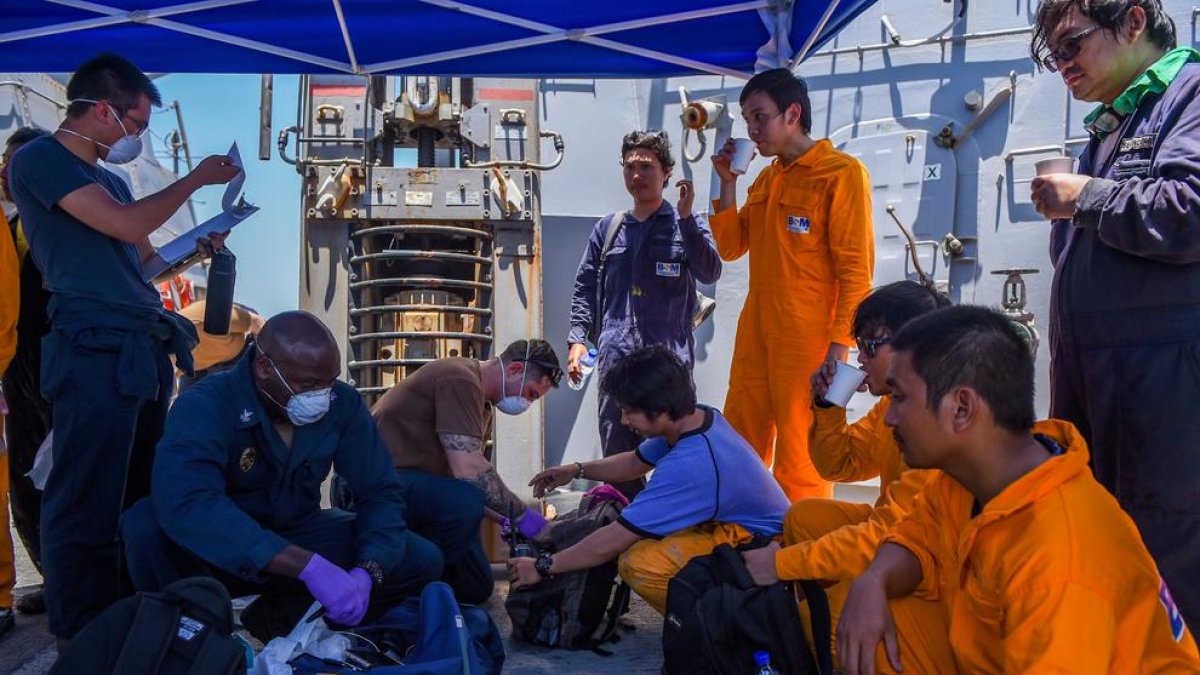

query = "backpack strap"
[[590, 210, 627, 343], [183, 632, 244, 675], [798, 580, 834, 675], [112, 593, 181, 675]]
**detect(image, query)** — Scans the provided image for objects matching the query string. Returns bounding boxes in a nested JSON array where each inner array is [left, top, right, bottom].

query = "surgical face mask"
[[495, 347, 533, 416], [259, 348, 332, 425], [60, 99, 144, 165]]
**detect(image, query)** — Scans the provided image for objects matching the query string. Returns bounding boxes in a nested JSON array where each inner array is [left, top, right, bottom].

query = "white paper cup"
[[1035, 156, 1075, 176], [824, 361, 868, 408], [730, 138, 756, 175]]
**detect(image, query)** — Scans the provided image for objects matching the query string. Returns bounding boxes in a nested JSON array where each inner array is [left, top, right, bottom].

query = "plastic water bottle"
[[754, 651, 778, 675], [568, 347, 598, 391]]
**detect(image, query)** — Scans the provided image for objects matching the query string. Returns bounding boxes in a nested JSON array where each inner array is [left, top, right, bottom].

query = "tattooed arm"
[[439, 433, 526, 516]]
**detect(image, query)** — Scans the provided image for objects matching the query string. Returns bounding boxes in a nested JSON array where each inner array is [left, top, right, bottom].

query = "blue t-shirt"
[[10, 136, 161, 310], [618, 406, 790, 539]]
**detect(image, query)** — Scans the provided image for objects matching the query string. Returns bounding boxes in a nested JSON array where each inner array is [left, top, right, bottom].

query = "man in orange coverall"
[[0, 198, 20, 639], [838, 306, 1200, 675], [740, 280, 951, 672], [710, 68, 875, 500]]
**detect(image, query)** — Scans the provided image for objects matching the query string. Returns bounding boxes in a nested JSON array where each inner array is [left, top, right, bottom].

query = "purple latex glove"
[[516, 507, 548, 539], [298, 554, 369, 626]]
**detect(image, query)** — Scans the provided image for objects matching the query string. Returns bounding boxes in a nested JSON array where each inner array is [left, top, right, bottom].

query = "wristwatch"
[[534, 552, 555, 579], [358, 559, 385, 588]]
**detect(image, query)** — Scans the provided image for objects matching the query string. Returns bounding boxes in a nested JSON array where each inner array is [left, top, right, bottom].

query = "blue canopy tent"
[[1, 1, 878, 77]]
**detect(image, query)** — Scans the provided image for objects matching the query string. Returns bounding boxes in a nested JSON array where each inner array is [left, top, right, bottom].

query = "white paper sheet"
[[142, 142, 258, 282]]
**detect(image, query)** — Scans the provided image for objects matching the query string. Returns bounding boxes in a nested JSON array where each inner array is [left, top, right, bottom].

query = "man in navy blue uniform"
[[7, 53, 240, 640], [121, 312, 441, 631], [567, 130, 722, 496], [1031, 0, 1200, 628]]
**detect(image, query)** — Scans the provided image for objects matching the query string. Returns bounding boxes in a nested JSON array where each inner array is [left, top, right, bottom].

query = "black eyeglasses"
[[856, 336, 893, 358], [1041, 25, 1101, 72], [522, 359, 563, 387]]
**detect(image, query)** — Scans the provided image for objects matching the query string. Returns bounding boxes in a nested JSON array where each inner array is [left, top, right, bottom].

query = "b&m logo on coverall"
[[787, 215, 811, 234], [656, 262, 681, 277], [1160, 578, 1187, 642]]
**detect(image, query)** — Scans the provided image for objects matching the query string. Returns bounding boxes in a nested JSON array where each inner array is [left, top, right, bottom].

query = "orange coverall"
[[710, 139, 874, 500], [776, 398, 948, 672], [1, 209, 19, 612], [884, 419, 1200, 673]]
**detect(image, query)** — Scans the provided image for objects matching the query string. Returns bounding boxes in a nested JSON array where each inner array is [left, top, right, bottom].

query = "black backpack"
[[504, 493, 631, 653], [51, 577, 246, 675], [663, 542, 834, 675]]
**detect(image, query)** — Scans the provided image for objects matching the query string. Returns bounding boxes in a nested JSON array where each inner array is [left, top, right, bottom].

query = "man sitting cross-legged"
[[509, 344, 789, 614]]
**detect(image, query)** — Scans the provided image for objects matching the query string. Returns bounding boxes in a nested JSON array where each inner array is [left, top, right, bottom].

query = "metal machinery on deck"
[[281, 75, 563, 500]]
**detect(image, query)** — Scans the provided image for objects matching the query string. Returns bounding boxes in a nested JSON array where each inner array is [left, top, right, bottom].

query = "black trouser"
[[2, 256, 51, 572], [393, 470, 494, 605], [39, 338, 171, 638], [1050, 307, 1200, 630]]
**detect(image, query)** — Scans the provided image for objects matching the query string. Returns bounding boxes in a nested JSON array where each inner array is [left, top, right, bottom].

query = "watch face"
[[535, 554, 553, 577]]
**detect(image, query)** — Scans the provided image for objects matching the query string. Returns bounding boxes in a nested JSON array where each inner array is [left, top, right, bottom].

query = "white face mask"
[[60, 99, 144, 165], [495, 346, 533, 416], [259, 348, 332, 426]]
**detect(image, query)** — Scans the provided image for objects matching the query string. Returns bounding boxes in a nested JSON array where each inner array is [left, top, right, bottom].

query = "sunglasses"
[[521, 359, 563, 387], [1041, 25, 1100, 72], [856, 336, 893, 358]]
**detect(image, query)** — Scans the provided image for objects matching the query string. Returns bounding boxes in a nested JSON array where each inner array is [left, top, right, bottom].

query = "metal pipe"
[[350, 250, 493, 266], [885, 205, 934, 287], [349, 330, 493, 343], [350, 224, 492, 239], [259, 74, 273, 161], [464, 129, 564, 170], [348, 277, 492, 292], [0, 80, 65, 110], [168, 101, 193, 172], [350, 304, 492, 317], [807, 23, 1031, 60]]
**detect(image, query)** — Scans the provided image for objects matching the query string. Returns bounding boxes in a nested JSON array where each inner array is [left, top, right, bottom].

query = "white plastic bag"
[[250, 601, 350, 675], [27, 430, 53, 489]]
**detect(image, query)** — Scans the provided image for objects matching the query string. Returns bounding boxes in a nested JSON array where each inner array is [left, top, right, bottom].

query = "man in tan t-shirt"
[[371, 338, 562, 603]]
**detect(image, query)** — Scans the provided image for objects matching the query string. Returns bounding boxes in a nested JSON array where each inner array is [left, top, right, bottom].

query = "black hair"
[[620, 130, 675, 177], [5, 127, 50, 150], [66, 53, 162, 119], [890, 306, 1036, 433], [853, 281, 952, 339], [600, 345, 696, 421], [499, 339, 562, 388], [1031, 0, 1176, 70], [739, 68, 813, 134]]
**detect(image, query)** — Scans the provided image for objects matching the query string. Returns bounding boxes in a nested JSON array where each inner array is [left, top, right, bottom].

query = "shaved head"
[[252, 311, 341, 417], [257, 311, 338, 365]]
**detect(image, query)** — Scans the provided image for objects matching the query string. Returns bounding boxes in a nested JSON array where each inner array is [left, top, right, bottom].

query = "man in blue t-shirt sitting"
[[509, 345, 790, 613]]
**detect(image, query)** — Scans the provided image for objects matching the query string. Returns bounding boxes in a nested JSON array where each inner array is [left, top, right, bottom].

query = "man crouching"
[[508, 345, 789, 613]]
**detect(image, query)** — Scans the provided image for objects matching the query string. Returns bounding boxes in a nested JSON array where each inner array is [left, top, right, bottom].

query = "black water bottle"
[[203, 247, 237, 335]]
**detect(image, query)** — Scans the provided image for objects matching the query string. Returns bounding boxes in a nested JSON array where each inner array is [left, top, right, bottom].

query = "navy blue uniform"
[[121, 353, 441, 606], [9, 136, 197, 638], [1049, 60, 1200, 628], [568, 203, 721, 495]]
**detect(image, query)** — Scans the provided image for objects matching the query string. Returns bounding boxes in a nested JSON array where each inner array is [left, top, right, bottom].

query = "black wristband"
[[357, 560, 385, 588], [535, 553, 554, 579], [574, 461, 585, 480]]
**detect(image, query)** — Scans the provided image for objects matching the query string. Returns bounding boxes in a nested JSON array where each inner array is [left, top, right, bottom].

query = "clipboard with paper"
[[142, 142, 259, 283]]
